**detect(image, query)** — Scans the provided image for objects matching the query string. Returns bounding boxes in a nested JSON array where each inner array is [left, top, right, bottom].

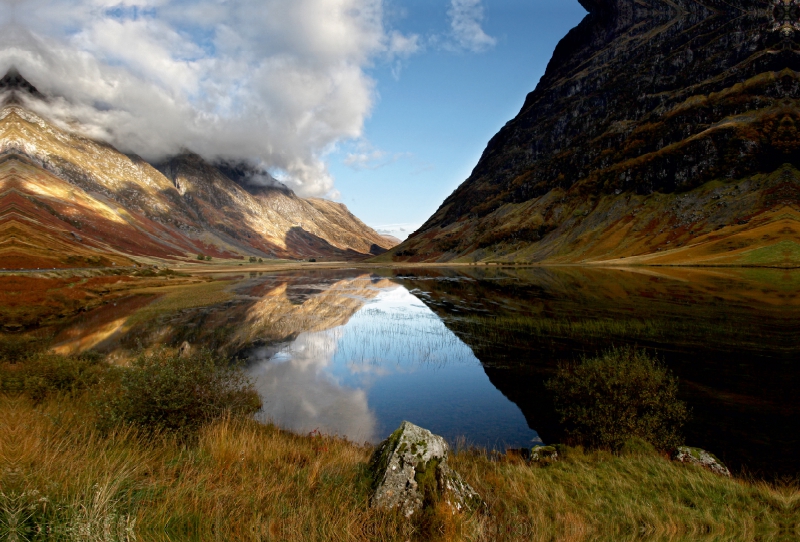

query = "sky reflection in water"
[[247, 283, 539, 448]]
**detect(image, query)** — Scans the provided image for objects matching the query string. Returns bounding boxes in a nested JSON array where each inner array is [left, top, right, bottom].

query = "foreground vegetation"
[[0, 345, 797, 541]]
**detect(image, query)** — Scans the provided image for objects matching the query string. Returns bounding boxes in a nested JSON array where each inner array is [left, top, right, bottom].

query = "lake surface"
[[51, 266, 800, 478]]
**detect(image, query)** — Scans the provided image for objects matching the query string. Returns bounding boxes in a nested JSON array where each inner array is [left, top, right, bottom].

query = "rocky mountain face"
[[0, 75, 395, 269], [388, 0, 800, 265]]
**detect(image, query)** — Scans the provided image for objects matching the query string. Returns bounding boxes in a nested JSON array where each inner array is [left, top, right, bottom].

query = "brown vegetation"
[[1, 347, 797, 541]]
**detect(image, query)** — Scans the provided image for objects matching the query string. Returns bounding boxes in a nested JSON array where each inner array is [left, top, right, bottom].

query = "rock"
[[178, 341, 192, 358], [530, 445, 559, 463], [673, 446, 731, 477], [369, 421, 484, 517]]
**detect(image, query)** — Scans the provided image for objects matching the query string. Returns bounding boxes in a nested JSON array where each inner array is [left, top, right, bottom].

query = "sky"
[[0, 0, 587, 240]]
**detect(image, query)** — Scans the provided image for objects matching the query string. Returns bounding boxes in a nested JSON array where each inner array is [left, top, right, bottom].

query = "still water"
[[52, 266, 800, 477], [247, 283, 540, 447]]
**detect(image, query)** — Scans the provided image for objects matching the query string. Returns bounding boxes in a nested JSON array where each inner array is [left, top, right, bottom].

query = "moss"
[[414, 457, 442, 508], [370, 426, 403, 490]]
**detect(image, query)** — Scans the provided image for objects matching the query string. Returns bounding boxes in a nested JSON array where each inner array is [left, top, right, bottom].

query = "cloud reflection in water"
[[248, 281, 538, 448]]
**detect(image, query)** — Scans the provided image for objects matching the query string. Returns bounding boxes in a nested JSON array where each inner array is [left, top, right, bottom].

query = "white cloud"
[[0, 0, 420, 197], [374, 222, 420, 241], [447, 0, 496, 52], [343, 141, 410, 170]]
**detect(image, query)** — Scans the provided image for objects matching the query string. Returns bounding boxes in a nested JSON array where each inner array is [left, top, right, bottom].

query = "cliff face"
[[389, 0, 800, 265], [0, 78, 396, 269]]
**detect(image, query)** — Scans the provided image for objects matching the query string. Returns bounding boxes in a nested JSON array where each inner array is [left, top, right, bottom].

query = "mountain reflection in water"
[[246, 284, 539, 448], [45, 266, 799, 477]]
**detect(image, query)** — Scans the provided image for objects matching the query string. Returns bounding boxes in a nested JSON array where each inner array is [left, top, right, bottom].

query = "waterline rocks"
[[674, 446, 731, 477], [369, 421, 484, 517]]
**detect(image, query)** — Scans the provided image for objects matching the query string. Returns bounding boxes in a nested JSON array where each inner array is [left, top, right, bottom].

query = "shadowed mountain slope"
[[0, 75, 396, 269], [386, 0, 800, 265]]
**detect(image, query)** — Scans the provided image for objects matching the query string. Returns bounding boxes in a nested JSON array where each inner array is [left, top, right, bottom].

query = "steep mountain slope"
[[0, 76, 396, 269], [155, 155, 391, 258], [387, 0, 800, 265]]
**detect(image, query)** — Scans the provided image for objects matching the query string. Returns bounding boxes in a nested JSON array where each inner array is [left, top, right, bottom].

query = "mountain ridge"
[[384, 0, 800, 266], [0, 72, 396, 269]]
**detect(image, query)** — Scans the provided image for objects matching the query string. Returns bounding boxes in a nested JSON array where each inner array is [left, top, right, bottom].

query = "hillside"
[[0, 74, 396, 270], [385, 0, 800, 266]]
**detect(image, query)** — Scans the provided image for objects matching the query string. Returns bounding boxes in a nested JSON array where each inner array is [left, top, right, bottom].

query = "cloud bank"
[[0, 0, 494, 197], [0, 0, 422, 196]]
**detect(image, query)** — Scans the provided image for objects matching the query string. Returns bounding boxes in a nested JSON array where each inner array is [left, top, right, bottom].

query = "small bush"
[[205, 255, 212, 261], [545, 346, 688, 451], [1, 350, 107, 402], [196, 253, 205, 260], [99, 349, 261, 437]]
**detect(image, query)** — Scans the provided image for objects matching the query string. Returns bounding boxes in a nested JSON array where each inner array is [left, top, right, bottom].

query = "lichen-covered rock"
[[369, 421, 484, 517], [673, 446, 731, 477], [530, 445, 559, 463]]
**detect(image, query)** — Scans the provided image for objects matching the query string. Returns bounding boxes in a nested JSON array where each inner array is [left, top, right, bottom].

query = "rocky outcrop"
[[674, 446, 731, 477], [530, 445, 559, 463], [369, 421, 483, 517], [387, 0, 800, 265]]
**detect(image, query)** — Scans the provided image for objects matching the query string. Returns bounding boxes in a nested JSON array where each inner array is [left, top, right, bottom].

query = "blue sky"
[[329, 1, 587, 239]]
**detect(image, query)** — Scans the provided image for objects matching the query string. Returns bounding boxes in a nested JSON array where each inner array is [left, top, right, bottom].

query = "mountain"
[[386, 0, 800, 266], [0, 72, 396, 269]]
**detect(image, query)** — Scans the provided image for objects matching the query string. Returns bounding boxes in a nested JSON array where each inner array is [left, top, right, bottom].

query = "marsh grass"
[[1, 346, 797, 541], [1, 394, 796, 541], [1, 385, 797, 540]]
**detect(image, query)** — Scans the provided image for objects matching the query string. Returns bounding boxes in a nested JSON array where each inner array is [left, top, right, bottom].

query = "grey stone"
[[530, 445, 559, 463], [673, 446, 731, 477], [369, 421, 484, 518]]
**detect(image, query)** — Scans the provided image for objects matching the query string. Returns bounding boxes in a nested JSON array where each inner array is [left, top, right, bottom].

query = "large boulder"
[[530, 445, 559, 464], [673, 446, 731, 477], [369, 421, 484, 517]]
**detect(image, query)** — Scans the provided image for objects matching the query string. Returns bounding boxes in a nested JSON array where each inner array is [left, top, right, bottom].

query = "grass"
[[1, 350, 797, 541]]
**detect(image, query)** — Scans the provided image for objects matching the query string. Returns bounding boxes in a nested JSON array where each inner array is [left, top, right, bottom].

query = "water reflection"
[[40, 265, 800, 476], [247, 284, 539, 448]]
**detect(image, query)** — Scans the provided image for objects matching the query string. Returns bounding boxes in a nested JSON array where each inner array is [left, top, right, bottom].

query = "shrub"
[[249, 256, 257, 263], [99, 349, 261, 437], [1, 350, 107, 402], [205, 255, 212, 261], [196, 253, 205, 260], [545, 346, 688, 451]]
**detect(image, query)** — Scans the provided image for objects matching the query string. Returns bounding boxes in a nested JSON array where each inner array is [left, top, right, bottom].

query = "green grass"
[[743, 240, 800, 266]]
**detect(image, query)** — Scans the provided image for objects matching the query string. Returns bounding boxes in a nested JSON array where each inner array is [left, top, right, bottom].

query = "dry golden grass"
[[1, 389, 796, 542]]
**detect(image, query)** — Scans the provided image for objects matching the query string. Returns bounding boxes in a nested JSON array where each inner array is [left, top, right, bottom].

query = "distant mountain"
[[386, 0, 800, 266], [0, 71, 396, 269]]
